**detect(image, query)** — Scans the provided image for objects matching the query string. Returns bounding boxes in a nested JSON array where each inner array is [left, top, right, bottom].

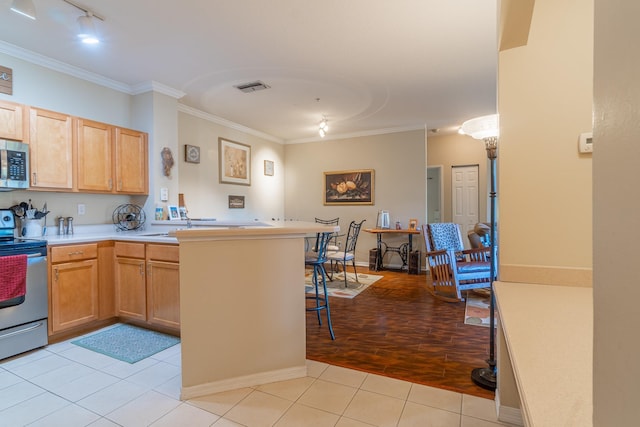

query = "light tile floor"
[[0, 326, 516, 426]]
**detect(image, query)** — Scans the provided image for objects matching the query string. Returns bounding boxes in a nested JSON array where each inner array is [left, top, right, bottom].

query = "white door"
[[451, 165, 479, 248]]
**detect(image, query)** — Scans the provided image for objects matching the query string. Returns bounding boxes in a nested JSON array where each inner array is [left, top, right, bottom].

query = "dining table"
[[364, 227, 421, 271]]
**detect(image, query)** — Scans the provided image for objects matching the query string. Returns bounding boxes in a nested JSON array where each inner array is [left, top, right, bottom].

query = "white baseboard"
[[495, 390, 524, 426], [180, 365, 307, 400]]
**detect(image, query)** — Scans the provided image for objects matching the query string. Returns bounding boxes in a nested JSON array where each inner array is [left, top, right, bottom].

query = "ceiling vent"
[[234, 80, 271, 93]]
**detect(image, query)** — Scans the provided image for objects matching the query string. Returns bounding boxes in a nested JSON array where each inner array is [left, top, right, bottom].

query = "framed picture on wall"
[[323, 169, 375, 205], [219, 138, 251, 185], [264, 160, 274, 176], [229, 195, 245, 209]]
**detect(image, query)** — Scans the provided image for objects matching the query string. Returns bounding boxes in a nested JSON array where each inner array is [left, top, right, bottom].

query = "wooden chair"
[[423, 223, 492, 302]]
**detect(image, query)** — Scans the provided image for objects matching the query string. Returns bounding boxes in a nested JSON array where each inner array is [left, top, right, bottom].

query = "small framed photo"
[[228, 195, 245, 209], [179, 206, 188, 220], [168, 205, 180, 220], [408, 218, 418, 231], [264, 160, 274, 176]]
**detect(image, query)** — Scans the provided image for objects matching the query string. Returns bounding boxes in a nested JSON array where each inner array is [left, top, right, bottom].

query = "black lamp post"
[[461, 115, 499, 391]]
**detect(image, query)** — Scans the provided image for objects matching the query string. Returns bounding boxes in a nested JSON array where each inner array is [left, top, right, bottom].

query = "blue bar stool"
[[305, 231, 335, 340]]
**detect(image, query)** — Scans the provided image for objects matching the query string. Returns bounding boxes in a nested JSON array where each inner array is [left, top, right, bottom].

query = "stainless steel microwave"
[[0, 139, 29, 191]]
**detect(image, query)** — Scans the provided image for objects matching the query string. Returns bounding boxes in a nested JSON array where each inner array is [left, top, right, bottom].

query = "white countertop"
[[28, 220, 336, 246], [494, 281, 593, 427]]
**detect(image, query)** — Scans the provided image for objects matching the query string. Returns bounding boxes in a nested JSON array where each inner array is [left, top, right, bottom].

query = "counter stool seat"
[[305, 231, 335, 340]]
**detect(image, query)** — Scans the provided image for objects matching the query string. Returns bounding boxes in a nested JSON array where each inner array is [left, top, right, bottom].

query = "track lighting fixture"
[[10, 0, 36, 20], [63, 0, 105, 44], [318, 116, 329, 138]]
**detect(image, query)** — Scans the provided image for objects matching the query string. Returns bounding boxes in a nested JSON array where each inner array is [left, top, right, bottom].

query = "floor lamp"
[[461, 114, 499, 391]]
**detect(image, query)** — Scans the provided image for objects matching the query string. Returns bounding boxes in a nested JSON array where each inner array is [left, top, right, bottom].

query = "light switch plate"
[[160, 187, 169, 201]]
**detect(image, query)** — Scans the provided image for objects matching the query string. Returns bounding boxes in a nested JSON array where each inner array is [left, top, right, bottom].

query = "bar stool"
[[305, 231, 335, 340]]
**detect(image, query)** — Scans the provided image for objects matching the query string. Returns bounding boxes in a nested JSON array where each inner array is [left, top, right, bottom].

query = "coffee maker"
[[376, 210, 390, 229]]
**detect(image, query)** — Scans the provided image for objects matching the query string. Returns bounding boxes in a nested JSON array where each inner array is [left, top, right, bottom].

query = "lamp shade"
[[461, 114, 499, 140], [10, 0, 36, 19]]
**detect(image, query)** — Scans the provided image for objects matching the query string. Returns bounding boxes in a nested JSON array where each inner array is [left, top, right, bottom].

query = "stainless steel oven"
[[0, 209, 48, 360]]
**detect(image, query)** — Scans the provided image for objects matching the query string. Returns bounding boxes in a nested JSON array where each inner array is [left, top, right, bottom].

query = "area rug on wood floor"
[[464, 291, 499, 327], [71, 324, 180, 363], [305, 270, 383, 299]]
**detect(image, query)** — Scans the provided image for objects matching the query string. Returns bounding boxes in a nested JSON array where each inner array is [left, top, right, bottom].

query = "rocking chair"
[[423, 223, 492, 302]]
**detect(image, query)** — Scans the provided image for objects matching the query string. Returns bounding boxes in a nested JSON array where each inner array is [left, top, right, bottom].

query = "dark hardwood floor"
[[305, 266, 494, 400]]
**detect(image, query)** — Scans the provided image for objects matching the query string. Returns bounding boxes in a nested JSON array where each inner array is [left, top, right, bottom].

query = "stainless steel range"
[[0, 209, 48, 360]]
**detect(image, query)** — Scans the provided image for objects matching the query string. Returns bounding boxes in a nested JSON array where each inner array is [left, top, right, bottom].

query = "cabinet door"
[[114, 127, 148, 194], [76, 119, 114, 192], [29, 108, 73, 189], [115, 257, 146, 321], [0, 100, 26, 140], [146, 260, 180, 330], [50, 259, 98, 333]]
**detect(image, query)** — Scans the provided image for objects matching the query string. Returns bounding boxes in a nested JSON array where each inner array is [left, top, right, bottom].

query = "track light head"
[[77, 13, 99, 44], [10, 0, 36, 20]]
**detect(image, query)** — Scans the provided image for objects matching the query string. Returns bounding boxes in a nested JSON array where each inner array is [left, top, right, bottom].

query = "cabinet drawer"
[[146, 244, 179, 263], [115, 242, 145, 258], [50, 243, 98, 263]]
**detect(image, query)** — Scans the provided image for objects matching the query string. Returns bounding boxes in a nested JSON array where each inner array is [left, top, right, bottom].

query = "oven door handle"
[[26, 253, 46, 259]]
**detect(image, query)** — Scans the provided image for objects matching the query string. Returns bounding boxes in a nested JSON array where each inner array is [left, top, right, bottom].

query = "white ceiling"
[[0, 0, 498, 143]]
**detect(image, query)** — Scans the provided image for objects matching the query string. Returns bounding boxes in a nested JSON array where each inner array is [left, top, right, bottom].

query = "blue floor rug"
[[71, 324, 180, 363]]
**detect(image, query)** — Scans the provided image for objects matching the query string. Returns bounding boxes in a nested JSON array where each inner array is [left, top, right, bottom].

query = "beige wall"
[[498, 0, 593, 286], [284, 130, 427, 266], [593, 1, 640, 424], [427, 132, 489, 224], [177, 110, 285, 221]]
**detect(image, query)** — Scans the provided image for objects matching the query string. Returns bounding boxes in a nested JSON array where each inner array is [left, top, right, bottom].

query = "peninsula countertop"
[[494, 281, 593, 427]]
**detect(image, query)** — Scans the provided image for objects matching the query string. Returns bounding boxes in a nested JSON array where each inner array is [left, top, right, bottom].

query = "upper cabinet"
[[76, 120, 148, 194], [76, 119, 114, 192], [0, 100, 27, 141], [114, 127, 148, 194], [29, 107, 73, 190]]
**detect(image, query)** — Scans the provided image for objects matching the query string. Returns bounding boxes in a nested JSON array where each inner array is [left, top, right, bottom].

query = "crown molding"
[[130, 81, 185, 99], [178, 104, 284, 144], [0, 40, 131, 93]]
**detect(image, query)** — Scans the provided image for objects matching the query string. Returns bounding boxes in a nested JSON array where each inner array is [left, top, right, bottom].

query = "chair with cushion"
[[305, 231, 335, 340], [325, 219, 366, 287], [314, 217, 341, 252], [423, 222, 492, 302]]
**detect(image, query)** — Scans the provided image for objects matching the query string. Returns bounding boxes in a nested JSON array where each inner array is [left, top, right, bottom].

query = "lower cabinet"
[[115, 242, 146, 321], [49, 243, 99, 334], [115, 242, 180, 332], [146, 244, 180, 330]]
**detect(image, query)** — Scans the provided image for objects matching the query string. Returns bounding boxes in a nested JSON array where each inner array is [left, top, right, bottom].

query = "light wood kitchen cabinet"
[[29, 107, 73, 190], [49, 243, 99, 334], [114, 127, 148, 194], [0, 100, 27, 141], [146, 244, 180, 330], [97, 241, 115, 319], [115, 242, 146, 321], [76, 120, 148, 194], [76, 118, 114, 192]]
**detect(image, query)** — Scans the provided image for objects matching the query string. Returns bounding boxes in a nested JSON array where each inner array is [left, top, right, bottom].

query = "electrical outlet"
[[77, 204, 86, 215], [160, 187, 169, 202]]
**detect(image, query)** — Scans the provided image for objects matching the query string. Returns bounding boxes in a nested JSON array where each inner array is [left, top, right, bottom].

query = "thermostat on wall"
[[579, 132, 593, 153]]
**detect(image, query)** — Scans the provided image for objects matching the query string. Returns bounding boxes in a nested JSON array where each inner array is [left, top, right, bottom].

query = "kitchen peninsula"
[[172, 221, 338, 399]]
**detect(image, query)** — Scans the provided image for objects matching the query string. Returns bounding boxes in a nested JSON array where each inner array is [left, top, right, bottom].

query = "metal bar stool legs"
[[306, 263, 335, 340]]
